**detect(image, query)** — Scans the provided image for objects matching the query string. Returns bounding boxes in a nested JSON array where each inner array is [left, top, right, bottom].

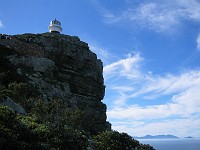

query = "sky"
[[1, 0, 200, 138]]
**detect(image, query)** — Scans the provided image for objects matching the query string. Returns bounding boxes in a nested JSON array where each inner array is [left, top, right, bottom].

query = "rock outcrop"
[[0, 97, 26, 114], [0, 32, 111, 134]]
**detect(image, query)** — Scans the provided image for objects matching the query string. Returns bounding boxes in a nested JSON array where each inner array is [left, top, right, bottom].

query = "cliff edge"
[[0, 32, 111, 134]]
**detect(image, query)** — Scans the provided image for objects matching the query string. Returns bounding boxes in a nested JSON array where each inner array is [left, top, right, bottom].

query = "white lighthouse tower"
[[48, 19, 62, 34]]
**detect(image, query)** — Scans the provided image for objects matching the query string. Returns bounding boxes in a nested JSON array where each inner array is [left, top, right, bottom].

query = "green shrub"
[[32, 124, 50, 140], [0, 106, 50, 149], [137, 144, 155, 150], [0, 85, 11, 98], [93, 130, 140, 150], [0, 82, 33, 110], [63, 126, 88, 149], [16, 115, 50, 142], [7, 82, 31, 107], [31, 98, 94, 133], [50, 126, 88, 150], [17, 116, 38, 129], [0, 105, 15, 124]]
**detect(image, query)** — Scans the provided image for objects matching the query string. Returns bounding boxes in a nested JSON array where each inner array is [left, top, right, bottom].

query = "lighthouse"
[[48, 19, 62, 34]]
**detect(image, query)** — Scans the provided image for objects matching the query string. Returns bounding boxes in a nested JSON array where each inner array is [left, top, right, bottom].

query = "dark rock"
[[0, 32, 111, 133]]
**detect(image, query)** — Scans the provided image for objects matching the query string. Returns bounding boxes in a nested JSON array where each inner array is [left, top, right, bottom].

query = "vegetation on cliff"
[[0, 105, 88, 150], [0, 104, 155, 150]]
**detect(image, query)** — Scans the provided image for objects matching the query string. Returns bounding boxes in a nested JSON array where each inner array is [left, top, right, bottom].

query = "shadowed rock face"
[[0, 32, 111, 134]]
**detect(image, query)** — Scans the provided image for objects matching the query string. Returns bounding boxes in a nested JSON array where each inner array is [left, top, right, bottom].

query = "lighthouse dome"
[[48, 19, 62, 34]]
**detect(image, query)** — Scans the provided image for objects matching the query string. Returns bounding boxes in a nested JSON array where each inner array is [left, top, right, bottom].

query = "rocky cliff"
[[0, 32, 111, 134]]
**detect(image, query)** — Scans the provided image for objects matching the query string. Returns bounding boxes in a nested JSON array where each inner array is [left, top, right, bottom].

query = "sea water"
[[138, 138, 200, 150]]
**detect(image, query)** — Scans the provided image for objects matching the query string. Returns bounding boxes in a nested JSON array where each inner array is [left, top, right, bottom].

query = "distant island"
[[135, 134, 179, 139], [185, 136, 193, 138]]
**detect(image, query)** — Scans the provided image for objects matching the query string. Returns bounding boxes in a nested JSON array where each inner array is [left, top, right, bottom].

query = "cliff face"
[[0, 33, 111, 134]]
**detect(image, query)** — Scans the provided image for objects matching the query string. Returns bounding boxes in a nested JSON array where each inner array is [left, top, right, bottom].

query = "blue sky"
[[1, 0, 200, 137]]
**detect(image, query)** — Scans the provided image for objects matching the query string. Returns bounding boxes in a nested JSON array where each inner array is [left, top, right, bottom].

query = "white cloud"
[[107, 70, 200, 119], [112, 118, 200, 137], [90, 0, 120, 24], [197, 33, 200, 51], [98, 0, 200, 32], [103, 52, 144, 107], [104, 52, 143, 80], [122, 3, 179, 32], [122, 0, 200, 32], [104, 53, 200, 137], [138, 71, 200, 97], [102, 11, 120, 24], [89, 44, 111, 65], [108, 83, 200, 120], [175, 0, 200, 21], [0, 20, 3, 28]]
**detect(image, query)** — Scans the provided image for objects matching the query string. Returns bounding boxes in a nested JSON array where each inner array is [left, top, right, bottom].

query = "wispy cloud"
[[104, 52, 143, 80], [175, 0, 200, 21], [103, 52, 144, 107], [0, 20, 3, 28], [97, 0, 200, 32], [197, 33, 200, 51], [90, 0, 120, 24], [137, 71, 200, 97], [112, 118, 200, 137], [108, 81, 200, 120], [104, 52, 200, 137], [89, 44, 112, 65], [122, 3, 179, 32], [106, 62, 200, 113]]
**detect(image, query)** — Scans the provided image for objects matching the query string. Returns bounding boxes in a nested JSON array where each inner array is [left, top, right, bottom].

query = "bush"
[[31, 98, 94, 133], [137, 144, 155, 150], [50, 126, 88, 150], [0, 85, 11, 98], [93, 130, 140, 150], [16, 115, 50, 141], [0, 106, 50, 149], [0, 82, 33, 110], [0, 105, 16, 124], [0, 106, 89, 150]]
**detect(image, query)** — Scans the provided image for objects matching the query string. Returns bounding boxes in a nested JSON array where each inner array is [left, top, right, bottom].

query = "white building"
[[48, 19, 62, 34]]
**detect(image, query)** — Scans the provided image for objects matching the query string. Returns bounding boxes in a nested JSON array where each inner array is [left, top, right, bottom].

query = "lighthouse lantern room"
[[48, 19, 62, 34]]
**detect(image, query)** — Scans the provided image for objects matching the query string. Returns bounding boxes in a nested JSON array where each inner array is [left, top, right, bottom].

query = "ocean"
[[138, 139, 200, 150]]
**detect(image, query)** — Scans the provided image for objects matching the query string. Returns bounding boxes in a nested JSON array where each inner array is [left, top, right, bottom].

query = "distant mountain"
[[185, 136, 193, 138], [135, 134, 179, 139]]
